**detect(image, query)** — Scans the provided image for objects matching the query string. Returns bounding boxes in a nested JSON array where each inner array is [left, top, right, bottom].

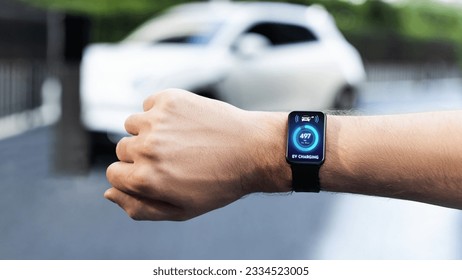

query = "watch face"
[[286, 111, 326, 165]]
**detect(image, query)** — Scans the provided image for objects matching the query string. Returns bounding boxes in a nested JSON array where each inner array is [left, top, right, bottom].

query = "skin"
[[105, 89, 462, 221]]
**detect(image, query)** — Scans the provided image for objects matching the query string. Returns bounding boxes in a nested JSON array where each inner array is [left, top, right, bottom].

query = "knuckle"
[[124, 115, 136, 131], [157, 89, 182, 108], [144, 132, 158, 146], [134, 112, 150, 127], [143, 89, 183, 112], [147, 93, 158, 102], [143, 94, 157, 110], [105, 162, 118, 183], [125, 114, 134, 125], [139, 135, 155, 156], [139, 134, 163, 159], [115, 137, 129, 155], [126, 166, 159, 196], [125, 113, 149, 136], [126, 168, 147, 190]]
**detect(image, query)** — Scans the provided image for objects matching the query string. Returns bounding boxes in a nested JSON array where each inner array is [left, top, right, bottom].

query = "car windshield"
[[123, 12, 223, 45]]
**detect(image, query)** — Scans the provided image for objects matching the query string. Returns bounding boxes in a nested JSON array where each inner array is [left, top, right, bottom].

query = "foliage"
[[21, 0, 462, 63], [304, 0, 462, 63], [21, 0, 197, 16]]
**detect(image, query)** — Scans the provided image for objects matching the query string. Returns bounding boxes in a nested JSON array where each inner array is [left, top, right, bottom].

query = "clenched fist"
[[105, 89, 291, 221]]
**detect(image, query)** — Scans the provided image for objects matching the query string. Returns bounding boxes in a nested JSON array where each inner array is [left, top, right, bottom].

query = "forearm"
[[319, 112, 462, 209], [105, 90, 462, 221]]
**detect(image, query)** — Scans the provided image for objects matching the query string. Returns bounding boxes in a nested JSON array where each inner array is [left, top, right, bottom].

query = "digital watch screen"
[[286, 111, 326, 165]]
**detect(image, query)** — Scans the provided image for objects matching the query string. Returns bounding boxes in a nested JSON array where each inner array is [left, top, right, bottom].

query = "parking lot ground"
[[1, 78, 462, 259]]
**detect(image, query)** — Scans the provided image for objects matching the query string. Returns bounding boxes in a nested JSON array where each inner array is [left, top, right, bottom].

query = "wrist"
[[247, 111, 292, 193], [319, 115, 341, 192], [320, 115, 363, 193]]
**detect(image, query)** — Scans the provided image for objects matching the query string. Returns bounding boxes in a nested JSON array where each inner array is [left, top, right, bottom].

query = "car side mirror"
[[233, 33, 271, 59]]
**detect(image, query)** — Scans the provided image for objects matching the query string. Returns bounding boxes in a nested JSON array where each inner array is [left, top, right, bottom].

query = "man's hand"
[[105, 89, 291, 221], [105, 89, 462, 220]]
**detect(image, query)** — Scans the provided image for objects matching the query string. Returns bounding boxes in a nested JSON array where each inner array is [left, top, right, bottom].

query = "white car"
[[80, 1, 365, 148]]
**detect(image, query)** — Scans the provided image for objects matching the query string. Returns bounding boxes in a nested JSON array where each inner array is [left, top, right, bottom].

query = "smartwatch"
[[286, 111, 326, 192]]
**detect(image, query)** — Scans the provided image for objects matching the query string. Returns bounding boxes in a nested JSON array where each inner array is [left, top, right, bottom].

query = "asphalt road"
[[1, 78, 462, 259]]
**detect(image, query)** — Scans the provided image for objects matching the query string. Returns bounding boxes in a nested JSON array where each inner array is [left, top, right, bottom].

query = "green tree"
[[21, 0, 462, 64]]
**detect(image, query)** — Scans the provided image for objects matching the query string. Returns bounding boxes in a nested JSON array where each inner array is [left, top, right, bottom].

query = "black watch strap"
[[291, 164, 321, 192]]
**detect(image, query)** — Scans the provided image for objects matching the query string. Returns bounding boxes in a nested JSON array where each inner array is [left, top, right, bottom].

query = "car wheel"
[[193, 85, 219, 101], [87, 131, 117, 165], [333, 87, 358, 110]]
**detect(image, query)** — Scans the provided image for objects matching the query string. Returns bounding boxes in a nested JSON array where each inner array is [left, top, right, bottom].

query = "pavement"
[[0, 127, 333, 259], [1, 78, 462, 259]]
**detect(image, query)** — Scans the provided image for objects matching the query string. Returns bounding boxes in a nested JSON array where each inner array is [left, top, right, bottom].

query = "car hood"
[[81, 43, 226, 104], [80, 43, 229, 134]]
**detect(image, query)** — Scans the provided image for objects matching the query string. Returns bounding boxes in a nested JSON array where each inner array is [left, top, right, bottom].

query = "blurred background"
[[1, 0, 462, 259]]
